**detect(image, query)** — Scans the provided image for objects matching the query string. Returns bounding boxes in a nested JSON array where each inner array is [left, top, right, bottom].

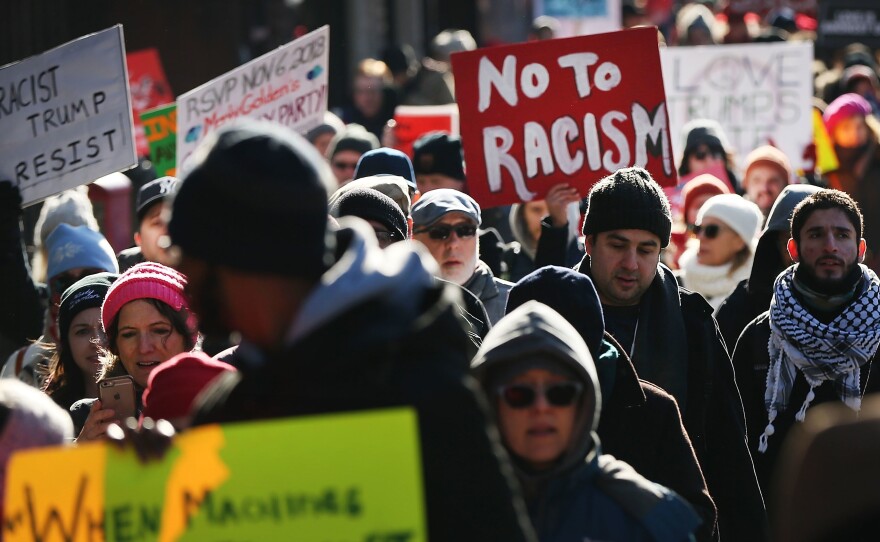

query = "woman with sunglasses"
[[73, 262, 198, 441], [472, 301, 699, 542], [677, 194, 762, 311]]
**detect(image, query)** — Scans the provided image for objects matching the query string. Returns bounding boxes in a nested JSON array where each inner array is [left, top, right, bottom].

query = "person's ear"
[[787, 238, 799, 262], [859, 238, 867, 262], [584, 234, 595, 255], [134, 232, 142, 248]]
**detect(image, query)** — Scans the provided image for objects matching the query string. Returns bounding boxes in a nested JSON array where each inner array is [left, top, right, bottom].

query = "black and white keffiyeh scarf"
[[759, 264, 880, 453]]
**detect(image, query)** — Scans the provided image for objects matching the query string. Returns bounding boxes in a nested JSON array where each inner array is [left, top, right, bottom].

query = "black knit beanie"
[[413, 132, 466, 181], [329, 188, 407, 243], [169, 121, 336, 278], [582, 167, 672, 247], [57, 272, 118, 353]]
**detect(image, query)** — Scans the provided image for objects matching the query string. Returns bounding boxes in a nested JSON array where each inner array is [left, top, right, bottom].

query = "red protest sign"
[[451, 26, 674, 209], [392, 104, 459, 159], [127, 48, 174, 157]]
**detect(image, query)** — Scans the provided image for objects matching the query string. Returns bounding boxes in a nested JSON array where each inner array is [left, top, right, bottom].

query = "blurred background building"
[[0, 0, 535, 110]]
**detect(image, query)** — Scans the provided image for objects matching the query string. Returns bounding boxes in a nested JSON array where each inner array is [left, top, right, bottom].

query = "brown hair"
[[98, 298, 196, 384]]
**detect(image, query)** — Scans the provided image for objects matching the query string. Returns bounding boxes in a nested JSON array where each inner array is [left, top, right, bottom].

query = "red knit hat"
[[140, 352, 235, 423], [681, 174, 732, 224], [101, 262, 197, 343]]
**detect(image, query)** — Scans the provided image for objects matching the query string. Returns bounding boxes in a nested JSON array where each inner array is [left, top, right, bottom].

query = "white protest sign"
[[177, 26, 329, 168], [0, 26, 136, 206], [661, 41, 814, 171]]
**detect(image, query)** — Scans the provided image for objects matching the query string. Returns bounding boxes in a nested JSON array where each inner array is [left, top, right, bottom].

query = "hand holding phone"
[[98, 375, 137, 423]]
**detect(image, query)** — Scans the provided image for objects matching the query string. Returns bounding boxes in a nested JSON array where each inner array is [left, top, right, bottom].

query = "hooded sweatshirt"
[[472, 301, 700, 542]]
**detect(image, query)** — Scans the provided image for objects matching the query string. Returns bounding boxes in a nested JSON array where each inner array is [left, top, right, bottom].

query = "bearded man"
[[732, 189, 880, 496]]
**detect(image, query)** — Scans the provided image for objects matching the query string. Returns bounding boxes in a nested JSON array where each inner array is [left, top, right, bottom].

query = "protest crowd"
[[3, 1, 880, 541]]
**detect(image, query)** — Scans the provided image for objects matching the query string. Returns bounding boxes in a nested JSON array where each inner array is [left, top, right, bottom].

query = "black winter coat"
[[597, 334, 717, 541], [192, 281, 536, 542], [576, 258, 768, 542], [732, 311, 880, 497]]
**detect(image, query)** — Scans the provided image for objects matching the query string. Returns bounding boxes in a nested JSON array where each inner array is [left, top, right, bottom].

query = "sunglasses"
[[690, 223, 723, 239], [692, 148, 723, 161], [498, 381, 583, 409], [414, 223, 477, 241]]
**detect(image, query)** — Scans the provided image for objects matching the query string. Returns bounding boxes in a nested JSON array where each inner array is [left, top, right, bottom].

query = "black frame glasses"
[[497, 381, 583, 409]]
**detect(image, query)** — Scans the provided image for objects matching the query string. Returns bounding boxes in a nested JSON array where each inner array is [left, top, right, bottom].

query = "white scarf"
[[678, 246, 752, 310]]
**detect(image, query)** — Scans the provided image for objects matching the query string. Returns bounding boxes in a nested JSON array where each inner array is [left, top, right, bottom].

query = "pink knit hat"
[[101, 262, 197, 343], [823, 93, 873, 134]]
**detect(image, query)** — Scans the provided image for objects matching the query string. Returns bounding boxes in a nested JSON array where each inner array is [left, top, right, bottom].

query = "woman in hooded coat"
[[472, 301, 700, 542]]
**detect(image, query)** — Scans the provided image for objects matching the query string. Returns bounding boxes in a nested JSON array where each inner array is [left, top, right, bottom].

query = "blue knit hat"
[[45, 224, 119, 280]]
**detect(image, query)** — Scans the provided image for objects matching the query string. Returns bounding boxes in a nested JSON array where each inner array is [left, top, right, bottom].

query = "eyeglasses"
[[332, 160, 358, 170], [690, 223, 722, 239], [498, 381, 583, 409], [414, 223, 477, 241], [692, 148, 723, 161]]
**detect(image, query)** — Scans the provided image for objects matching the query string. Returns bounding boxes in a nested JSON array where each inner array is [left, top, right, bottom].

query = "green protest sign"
[[4, 408, 425, 542], [140, 103, 177, 177]]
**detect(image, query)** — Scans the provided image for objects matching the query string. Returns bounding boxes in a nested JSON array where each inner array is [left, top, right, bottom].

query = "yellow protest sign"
[[813, 108, 839, 175], [3, 408, 425, 542]]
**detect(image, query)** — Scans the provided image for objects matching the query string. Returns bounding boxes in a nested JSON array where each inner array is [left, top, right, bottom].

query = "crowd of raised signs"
[[1, 4, 880, 542]]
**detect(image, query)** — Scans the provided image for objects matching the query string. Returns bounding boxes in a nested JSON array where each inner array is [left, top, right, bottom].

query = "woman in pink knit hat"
[[74, 262, 198, 441], [823, 92, 880, 272]]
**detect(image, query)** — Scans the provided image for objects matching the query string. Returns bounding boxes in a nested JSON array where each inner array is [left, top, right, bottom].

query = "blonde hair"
[[356, 59, 392, 83]]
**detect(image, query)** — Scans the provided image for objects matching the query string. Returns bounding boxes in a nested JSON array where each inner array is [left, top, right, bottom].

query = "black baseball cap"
[[136, 176, 179, 221]]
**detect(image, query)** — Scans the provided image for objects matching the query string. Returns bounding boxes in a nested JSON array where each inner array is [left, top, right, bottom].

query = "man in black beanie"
[[575, 166, 767, 542], [329, 187, 407, 248], [168, 119, 536, 542]]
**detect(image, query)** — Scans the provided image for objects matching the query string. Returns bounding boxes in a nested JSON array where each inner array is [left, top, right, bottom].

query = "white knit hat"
[[697, 194, 763, 248]]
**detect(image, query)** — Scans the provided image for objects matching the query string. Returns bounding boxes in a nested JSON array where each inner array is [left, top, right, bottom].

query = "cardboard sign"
[[127, 49, 174, 157], [141, 103, 177, 177], [661, 41, 814, 172], [534, 0, 622, 36], [0, 26, 137, 206], [818, 0, 880, 48], [4, 408, 425, 542], [392, 104, 459, 159], [177, 26, 329, 169], [452, 27, 674, 209]]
